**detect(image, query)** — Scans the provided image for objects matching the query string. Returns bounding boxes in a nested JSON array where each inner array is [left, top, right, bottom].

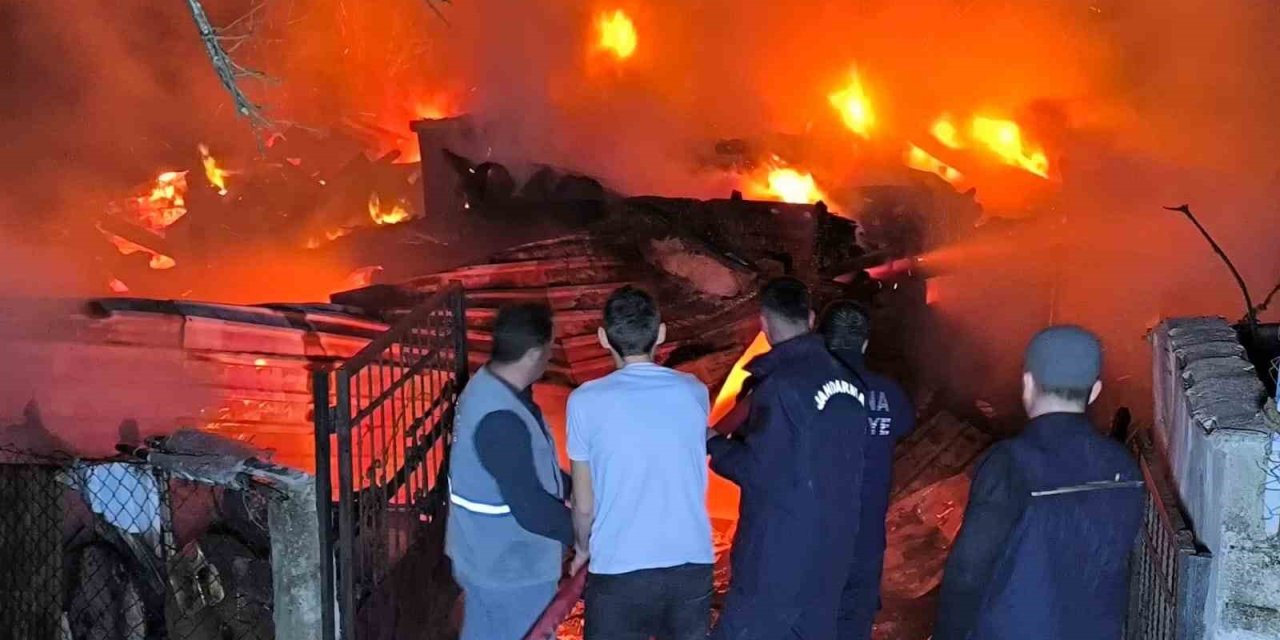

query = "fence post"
[[335, 372, 358, 640], [451, 281, 469, 386], [313, 369, 337, 640], [269, 471, 326, 640]]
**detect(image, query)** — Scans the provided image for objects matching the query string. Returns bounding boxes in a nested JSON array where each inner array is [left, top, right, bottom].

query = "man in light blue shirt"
[[569, 285, 715, 640]]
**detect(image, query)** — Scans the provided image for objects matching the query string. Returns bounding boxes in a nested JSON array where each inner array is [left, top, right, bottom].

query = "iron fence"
[[1126, 431, 1212, 640], [314, 282, 467, 640], [0, 452, 274, 640]]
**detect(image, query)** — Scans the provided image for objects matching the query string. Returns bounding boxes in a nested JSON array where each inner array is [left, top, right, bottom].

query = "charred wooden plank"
[[399, 256, 627, 292]]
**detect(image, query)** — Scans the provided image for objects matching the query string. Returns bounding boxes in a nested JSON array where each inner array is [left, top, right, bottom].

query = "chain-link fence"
[[0, 450, 275, 640]]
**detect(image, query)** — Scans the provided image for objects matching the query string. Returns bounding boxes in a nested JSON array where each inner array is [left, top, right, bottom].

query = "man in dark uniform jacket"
[[817, 300, 916, 640], [709, 277, 871, 639], [936, 325, 1144, 640]]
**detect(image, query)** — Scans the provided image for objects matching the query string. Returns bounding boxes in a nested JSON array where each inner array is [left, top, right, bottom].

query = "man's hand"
[[569, 545, 590, 575]]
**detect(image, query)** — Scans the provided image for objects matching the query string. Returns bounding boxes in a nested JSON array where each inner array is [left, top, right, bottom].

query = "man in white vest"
[[446, 302, 573, 639]]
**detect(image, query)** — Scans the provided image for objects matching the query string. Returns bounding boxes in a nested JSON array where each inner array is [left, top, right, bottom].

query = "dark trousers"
[[836, 564, 882, 640], [585, 563, 714, 640]]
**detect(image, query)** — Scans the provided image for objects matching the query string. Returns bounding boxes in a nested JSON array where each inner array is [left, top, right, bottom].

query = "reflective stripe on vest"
[[448, 478, 511, 515], [1030, 479, 1145, 498]]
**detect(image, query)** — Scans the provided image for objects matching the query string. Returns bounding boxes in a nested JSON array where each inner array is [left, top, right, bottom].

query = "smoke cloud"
[[0, 0, 1276, 422]]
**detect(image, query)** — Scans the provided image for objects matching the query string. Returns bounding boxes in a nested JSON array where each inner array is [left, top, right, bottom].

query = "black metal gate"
[[1126, 430, 1212, 640], [314, 282, 468, 640]]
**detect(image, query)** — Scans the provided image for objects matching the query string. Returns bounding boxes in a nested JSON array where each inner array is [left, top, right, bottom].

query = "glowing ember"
[[99, 225, 178, 271], [343, 266, 384, 290], [414, 101, 448, 120], [759, 168, 828, 204], [304, 227, 354, 249], [127, 171, 189, 233], [970, 117, 1049, 178], [828, 67, 875, 139], [253, 358, 268, 368], [198, 144, 230, 196], [149, 254, 177, 270], [368, 193, 412, 225], [931, 115, 963, 150], [905, 144, 964, 184], [108, 278, 129, 293], [101, 230, 148, 256], [710, 332, 771, 424], [597, 9, 637, 60]]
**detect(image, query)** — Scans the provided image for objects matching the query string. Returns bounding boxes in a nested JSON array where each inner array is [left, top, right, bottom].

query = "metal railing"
[[314, 282, 468, 640], [1127, 430, 1212, 640]]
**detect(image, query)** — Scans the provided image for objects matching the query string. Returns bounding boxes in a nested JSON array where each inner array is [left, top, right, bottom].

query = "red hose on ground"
[[524, 567, 588, 640]]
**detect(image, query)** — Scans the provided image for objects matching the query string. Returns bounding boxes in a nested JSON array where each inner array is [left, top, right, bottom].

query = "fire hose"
[[524, 566, 588, 640]]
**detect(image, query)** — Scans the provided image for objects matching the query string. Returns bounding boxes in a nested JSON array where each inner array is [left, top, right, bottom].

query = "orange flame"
[[368, 193, 412, 225], [970, 117, 1049, 178], [198, 144, 230, 196], [828, 67, 875, 139], [755, 168, 828, 204], [710, 332, 771, 424], [597, 9, 637, 60], [304, 227, 354, 249], [905, 144, 964, 184], [931, 115, 963, 150], [127, 171, 189, 233]]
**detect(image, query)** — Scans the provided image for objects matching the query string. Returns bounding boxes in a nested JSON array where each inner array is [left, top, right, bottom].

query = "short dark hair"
[[491, 302, 553, 364], [603, 286, 660, 357], [1038, 384, 1093, 404], [817, 299, 870, 351], [760, 277, 810, 325]]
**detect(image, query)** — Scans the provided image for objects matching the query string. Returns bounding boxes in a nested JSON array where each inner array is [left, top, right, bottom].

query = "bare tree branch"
[[1250, 279, 1280, 322], [182, 0, 277, 134], [424, 0, 452, 25], [1165, 204, 1259, 336]]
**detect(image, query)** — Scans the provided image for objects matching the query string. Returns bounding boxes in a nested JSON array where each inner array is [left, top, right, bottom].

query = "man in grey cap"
[[935, 325, 1145, 640]]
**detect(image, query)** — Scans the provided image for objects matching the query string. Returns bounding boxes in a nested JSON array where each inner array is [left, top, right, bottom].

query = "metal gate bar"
[[315, 282, 467, 640], [1127, 430, 1212, 640]]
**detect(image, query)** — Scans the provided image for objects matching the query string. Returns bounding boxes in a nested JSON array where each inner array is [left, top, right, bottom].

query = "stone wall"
[[1151, 317, 1280, 639]]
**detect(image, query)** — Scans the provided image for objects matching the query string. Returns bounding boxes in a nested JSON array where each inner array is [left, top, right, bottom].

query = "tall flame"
[[368, 193, 412, 225], [198, 144, 230, 196], [756, 168, 828, 204], [970, 117, 1049, 178], [597, 9, 637, 60], [905, 144, 964, 184], [828, 67, 875, 139], [710, 332, 772, 424], [931, 115, 963, 150]]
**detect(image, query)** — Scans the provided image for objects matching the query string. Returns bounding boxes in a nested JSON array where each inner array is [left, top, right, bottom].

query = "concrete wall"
[[1152, 318, 1280, 639]]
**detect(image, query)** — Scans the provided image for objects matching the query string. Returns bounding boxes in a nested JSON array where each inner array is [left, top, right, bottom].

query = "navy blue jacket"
[[709, 334, 871, 639], [936, 412, 1144, 640], [832, 350, 915, 579]]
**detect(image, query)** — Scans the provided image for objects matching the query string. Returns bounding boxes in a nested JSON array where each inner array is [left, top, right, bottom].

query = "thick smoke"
[[0, 0, 1276, 424], [0, 235, 211, 456]]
